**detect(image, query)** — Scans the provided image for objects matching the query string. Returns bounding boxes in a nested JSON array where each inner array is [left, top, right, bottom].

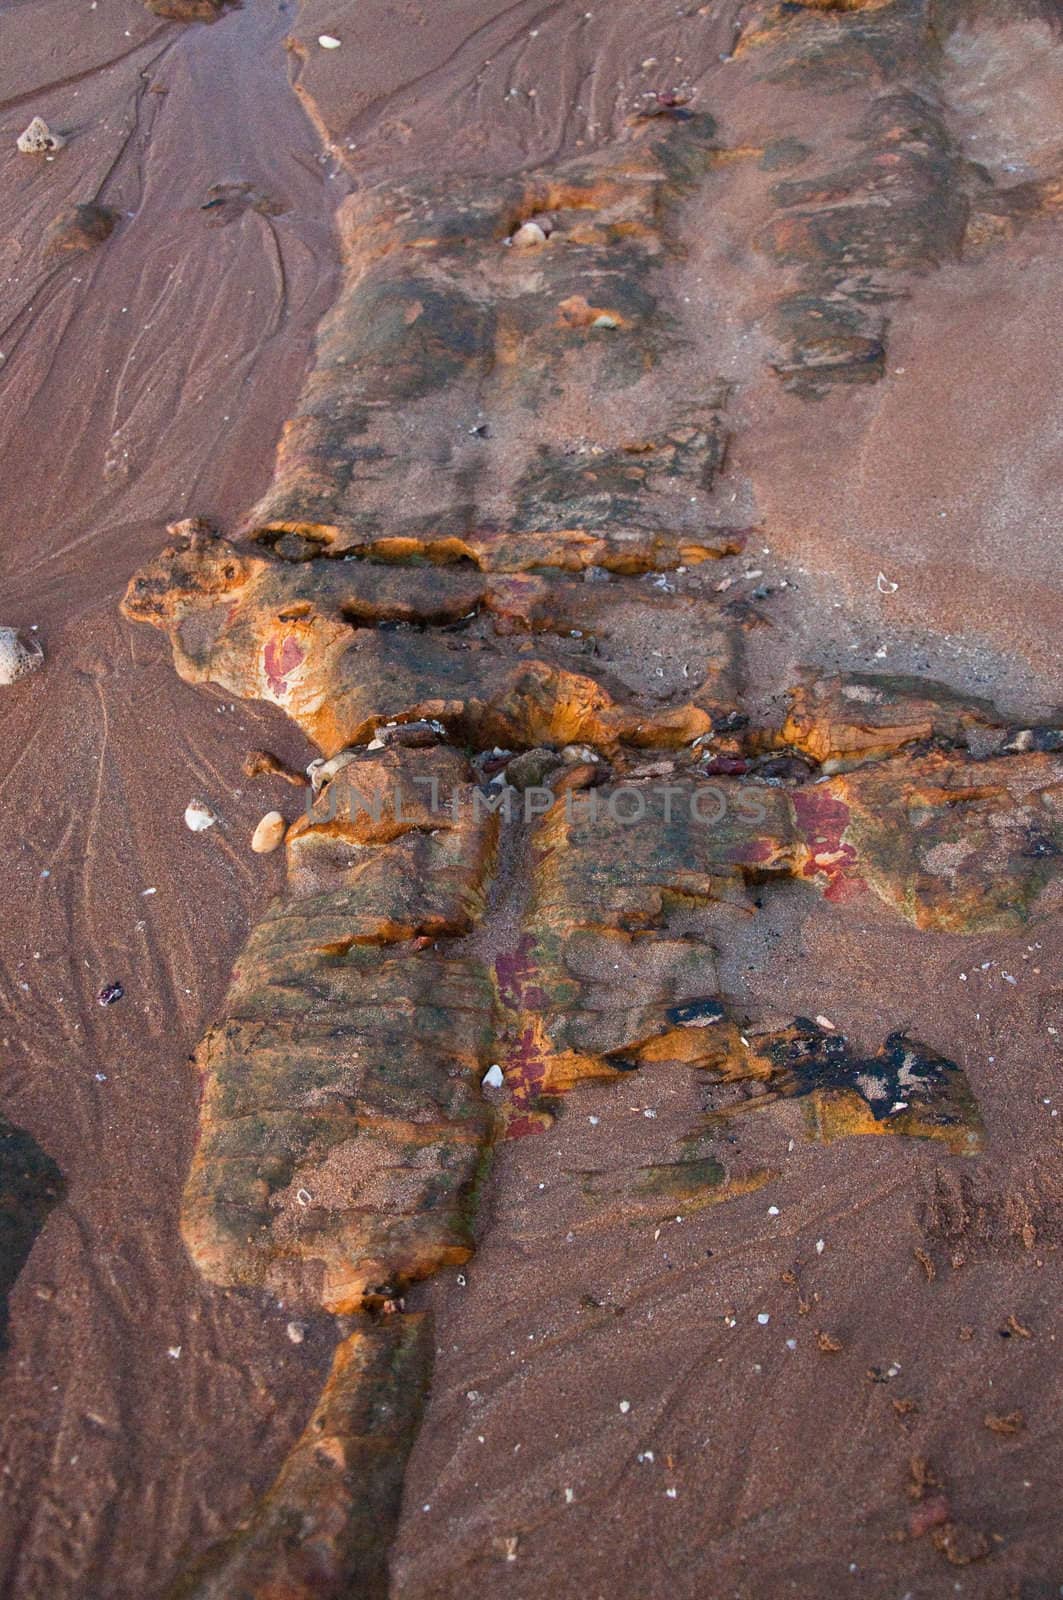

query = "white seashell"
[[482, 1064, 504, 1089], [184, 800, 217, 832], [318, 34, 341, 48], [0, 628, 43, 686], [251, 810, 286, 854], [511, 221, 547, 249], [17, 117, 65, 154], [308, 749, 359, 792]]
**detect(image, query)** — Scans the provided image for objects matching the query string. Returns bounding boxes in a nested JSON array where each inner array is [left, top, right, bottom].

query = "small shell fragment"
[[17, 117, 66, 154], [0, 627, 43, 686], [184, 800, 217, 832], [318, 33, 341, 47], [251, 810, 286, 854], [482, 1064, 504, 1089]]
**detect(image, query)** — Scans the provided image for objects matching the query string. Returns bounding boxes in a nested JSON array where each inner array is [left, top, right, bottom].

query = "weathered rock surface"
[[170, 1318, 430, 1600], [182, 746, 497, 1314]]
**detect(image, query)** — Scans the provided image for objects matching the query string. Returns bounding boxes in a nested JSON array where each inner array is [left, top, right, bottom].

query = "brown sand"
[[1, 1, 1062, 1597]]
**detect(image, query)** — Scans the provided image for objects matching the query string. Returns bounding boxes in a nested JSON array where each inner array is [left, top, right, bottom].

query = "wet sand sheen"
[[0, 3, 336, 1594]]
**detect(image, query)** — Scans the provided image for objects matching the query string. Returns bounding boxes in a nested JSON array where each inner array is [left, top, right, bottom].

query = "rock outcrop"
[[118, 2, 1063, 1592]]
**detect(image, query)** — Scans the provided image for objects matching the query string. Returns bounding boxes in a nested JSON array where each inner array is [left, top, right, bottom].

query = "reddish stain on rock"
[[791, 786, 863, 902], [263, 634, 305, 697]]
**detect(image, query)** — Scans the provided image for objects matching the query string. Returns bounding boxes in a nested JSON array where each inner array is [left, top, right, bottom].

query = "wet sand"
[[1, 2, 1062, 1597], [0, 4, 336, 1592]]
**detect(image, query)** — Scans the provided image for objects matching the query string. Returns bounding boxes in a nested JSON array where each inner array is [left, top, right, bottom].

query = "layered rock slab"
[[122, 519, 743, 757], [242, 112, 739, 556], [183, 746, 498, 1315]]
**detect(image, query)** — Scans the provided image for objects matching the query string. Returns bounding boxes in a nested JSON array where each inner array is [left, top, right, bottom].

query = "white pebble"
[[184, 800, 217, 832], [17, 116, 65, 154], [482, 1064, 504, 1089], [757, 1313, 770, 1325], [318, 34, 341, 48], [619, 1400, 631, 1414], [0, 627, 43, 686]]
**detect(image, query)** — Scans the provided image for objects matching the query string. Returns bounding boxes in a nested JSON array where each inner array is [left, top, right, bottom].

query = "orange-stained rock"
[[169, 1317, 431, 1600], [824, 748, 1063, 931], [692, 1018, 984, 1158], [773, 673, 1001, 769], [241, 113, 743, 557], [122, 522, 740, 757], [181, 747, 498, 1315]]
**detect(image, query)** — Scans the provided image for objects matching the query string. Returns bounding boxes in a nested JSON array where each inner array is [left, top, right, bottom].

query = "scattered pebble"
[[251, 810, 286, 853], [0, 627, 44, 686], [511, 221, 547, 248], [318, 34, 341, 48], [184, 800, 217, 832], [17, 116, 65, 154], [757, 1313, 770, 1325], [286, 1321, 306, 1344], [96, 981, 124, 1007], [43, 201, 117, 258], [482, 1064, 504, 1089], [619, 1399, 631, 1413]]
